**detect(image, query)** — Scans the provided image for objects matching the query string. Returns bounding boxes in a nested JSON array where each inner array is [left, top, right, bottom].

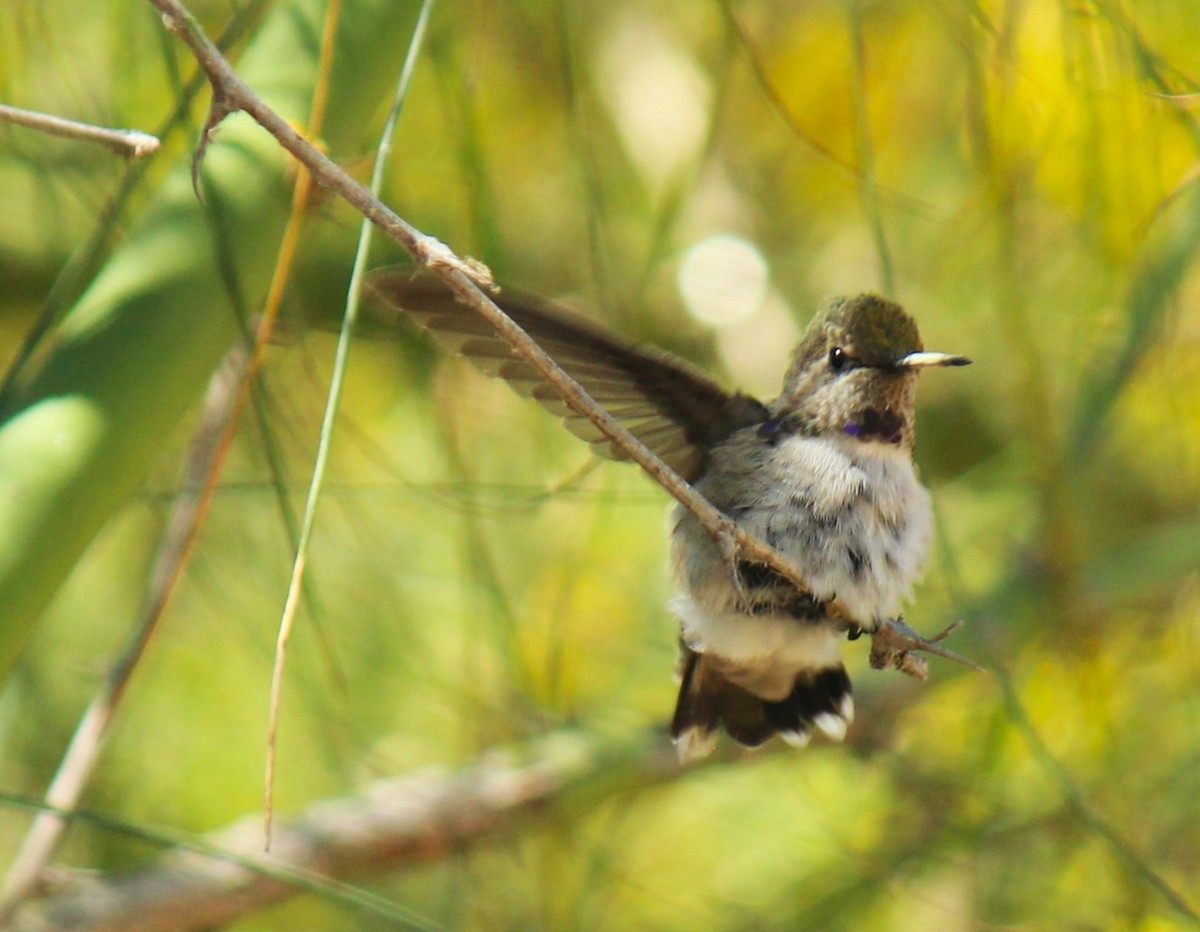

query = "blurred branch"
[[0, 103, 160, 158], [715, 0, 933, 214], [148, 0, 977, 677], [0, 0, 300, 683], [1069, 185, 1200, 463], [1091, 0, 1200, 148], [18, 675, 1193, 929], [0, 0, 272, 403], [2, 0, 359, 900], [0, 341, 253, 923], [14, 730, 685, 931], [996, 670, 1200, 925], [12, 681, 953, 929], [715, 0, 858, 175], [847, 3, 895, 295]]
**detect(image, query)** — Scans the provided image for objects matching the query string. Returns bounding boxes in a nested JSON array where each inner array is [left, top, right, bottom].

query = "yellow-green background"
[[1, 0, 1198, 928]]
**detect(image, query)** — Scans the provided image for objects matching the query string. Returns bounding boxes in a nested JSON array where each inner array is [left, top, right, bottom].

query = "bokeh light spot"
[[678, 235, 770, 326]]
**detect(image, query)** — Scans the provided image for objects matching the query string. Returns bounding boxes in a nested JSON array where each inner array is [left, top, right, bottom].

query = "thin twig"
[[0, 102, 160, 158], [239, 0, 349, 853], [146, 0, 973, 683], [0, 0, 272, 407]]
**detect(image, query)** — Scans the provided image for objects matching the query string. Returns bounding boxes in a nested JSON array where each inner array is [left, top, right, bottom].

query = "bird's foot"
[[869, 618, 983, 681], [712, 519, 850, 621], [713, 520, 750, 606]]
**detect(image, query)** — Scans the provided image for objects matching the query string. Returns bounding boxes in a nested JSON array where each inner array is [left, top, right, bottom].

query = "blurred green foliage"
[[2, 0, 1200, 928]]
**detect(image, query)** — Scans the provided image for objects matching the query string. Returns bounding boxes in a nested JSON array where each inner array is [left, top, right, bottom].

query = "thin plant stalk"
[[263, 0, 438, 849]]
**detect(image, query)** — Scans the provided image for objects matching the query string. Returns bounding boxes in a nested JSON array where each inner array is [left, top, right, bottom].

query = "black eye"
[[829, 347, 848, 371]]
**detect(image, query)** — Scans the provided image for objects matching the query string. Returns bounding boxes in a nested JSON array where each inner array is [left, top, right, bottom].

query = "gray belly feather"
[[671, 432, 933, 641]]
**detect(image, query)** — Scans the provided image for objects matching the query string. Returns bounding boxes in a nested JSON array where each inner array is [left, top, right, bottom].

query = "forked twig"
[[869, 619, 983, 680]]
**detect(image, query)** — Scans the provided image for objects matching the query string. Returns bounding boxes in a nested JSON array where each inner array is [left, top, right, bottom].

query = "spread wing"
[[367, 269, 768, 482]]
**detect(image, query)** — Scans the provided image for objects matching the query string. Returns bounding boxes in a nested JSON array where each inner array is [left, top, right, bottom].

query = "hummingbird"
[[368, 270, 970, 760]]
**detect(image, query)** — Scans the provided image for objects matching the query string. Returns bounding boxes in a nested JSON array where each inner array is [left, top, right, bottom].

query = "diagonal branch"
[[13, 679, 990, 930], [0, 341, 254, 923], [13, 730, 685, 931], [145, 0, 975, 675]]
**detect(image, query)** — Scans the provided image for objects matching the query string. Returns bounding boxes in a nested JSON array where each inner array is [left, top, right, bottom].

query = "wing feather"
[[367, 270, 768, 482]]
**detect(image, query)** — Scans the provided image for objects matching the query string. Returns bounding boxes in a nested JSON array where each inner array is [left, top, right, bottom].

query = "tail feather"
[[671, 648, 853, 760], [764, 666, 854, 743]]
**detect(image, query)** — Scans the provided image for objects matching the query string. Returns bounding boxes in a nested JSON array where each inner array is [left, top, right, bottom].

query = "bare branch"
[[0, 103, 159, 158], [13, 731, 683, 931]]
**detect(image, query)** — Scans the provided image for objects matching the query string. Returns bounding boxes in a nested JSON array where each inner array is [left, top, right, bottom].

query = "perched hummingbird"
[[368, 270, 969, 760]]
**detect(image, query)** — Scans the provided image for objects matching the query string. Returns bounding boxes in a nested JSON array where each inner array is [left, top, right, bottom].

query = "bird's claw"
[[713, 521, 750, 607], [869, 618, 983, 681]]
